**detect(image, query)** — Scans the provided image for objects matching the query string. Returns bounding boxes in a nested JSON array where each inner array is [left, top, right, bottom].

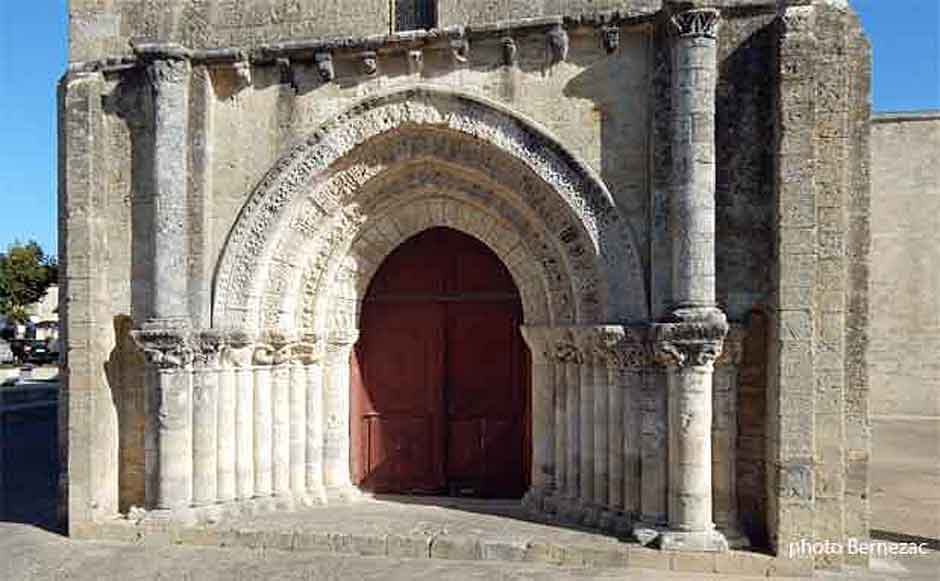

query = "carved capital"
[[651, 315, 729, 369], [553, 331, 582, 365], [359, 51, 378, 76], [192, 331, 225, 369], [132, 327, 193, 370], [604, 326, 652, 370], [670, 8, 722, 39], [450, 38, 470, 65], [315, 52, 334, 82], [276, 57, 295, 88], [292, 340, 323, 365], [253, 344, 275, 366], [520, 326, 554, 363], [145, 57, 191, 95], [546, 24, 569, 65], [715, 324, 745, 368]]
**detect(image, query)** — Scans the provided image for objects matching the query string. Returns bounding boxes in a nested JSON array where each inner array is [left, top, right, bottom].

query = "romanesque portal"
[[60, 0, 871, 571]]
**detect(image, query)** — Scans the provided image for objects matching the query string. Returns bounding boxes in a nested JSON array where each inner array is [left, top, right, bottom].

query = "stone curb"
[[83, 520, 813, 577]]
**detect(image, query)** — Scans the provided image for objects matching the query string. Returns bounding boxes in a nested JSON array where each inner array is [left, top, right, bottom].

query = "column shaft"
[[305, 362, 325, 498], [593, 361, 609, 508], [289, 363, 307, 494], [217, 362, 237, 503], [323, 336, 357, 493], [146, 56, 191, 322], [234, 356, 254, 499], [253, 363, 273, 496], [271, 362, 291, 496], [191, 362, 218, 506], [565, 360, 580, 500], [150, 367, 193, 510], [608, 366, 624, 512]]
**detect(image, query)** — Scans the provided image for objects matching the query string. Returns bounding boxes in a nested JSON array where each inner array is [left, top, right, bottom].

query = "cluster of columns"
[[131, 329, 361, 518], [521, 325, 649, 534]]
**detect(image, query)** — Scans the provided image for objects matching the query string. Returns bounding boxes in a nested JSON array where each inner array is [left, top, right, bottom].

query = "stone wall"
[[869, 113, 940, 418]]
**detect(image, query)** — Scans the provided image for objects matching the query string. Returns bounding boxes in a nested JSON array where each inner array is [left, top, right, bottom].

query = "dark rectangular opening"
[[395, 0, 436, 32]]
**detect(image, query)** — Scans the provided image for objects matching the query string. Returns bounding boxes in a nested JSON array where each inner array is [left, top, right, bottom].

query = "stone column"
[[644, 6, 729, 552], [140, 47, 191, 326], [252, 345, 274, 498], [227, 337, 255, 501], [217, 339, 238, 504], [289, 345, 310, 500], [555, 335, 581, 509], [552, 340, 568, 512], [520, 326, 556, 511], [322, 330, 359, 498], [669, 7, 721, 314], [713, 328, 747, 547], [303, 344, 326, 503], [653, 319, 729, 552], [573, 330, 595, 523], [191, 334, 222, 507], [271, 342, 292, 501], [134, 330, 194, 514], [136, 46, 193, 516]]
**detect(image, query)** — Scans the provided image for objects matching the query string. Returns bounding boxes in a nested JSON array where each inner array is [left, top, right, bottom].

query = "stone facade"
[[869, 112, 940, 418], [58, 0, 872, 573]]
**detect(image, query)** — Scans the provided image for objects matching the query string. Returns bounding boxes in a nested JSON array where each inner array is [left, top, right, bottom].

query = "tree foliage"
[[0, 241, 58, 324]]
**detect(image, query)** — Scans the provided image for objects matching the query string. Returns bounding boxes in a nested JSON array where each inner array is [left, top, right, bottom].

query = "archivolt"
[[212, 87, 647, 334]]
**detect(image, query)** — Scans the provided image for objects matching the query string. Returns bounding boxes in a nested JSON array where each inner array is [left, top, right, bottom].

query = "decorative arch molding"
[[212, 86, 648, 333]]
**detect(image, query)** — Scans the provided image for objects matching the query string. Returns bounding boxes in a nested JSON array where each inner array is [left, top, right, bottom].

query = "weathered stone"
[[60, 1, 873, 574]]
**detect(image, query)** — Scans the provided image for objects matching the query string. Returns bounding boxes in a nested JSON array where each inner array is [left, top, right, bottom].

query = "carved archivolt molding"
[[212, 87, 647, 335]]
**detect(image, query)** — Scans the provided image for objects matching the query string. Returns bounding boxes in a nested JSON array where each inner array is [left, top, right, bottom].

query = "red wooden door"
[[352, 227, 529, 497]]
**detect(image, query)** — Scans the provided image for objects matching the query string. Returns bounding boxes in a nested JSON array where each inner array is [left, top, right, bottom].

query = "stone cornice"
[[67, 14, 650, 77]]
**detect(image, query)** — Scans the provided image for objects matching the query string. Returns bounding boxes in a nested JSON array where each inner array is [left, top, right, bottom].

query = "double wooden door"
[[351, 227, 529, 498]]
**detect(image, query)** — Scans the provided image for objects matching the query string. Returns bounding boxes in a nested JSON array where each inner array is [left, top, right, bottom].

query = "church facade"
[[59, 0, 872, 572]]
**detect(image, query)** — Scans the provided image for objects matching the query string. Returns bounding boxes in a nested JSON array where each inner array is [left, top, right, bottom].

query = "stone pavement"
[[2, 391, 939, 580]]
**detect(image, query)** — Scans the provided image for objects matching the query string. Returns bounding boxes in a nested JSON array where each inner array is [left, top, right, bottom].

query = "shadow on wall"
[[104, 315, 147, 514]]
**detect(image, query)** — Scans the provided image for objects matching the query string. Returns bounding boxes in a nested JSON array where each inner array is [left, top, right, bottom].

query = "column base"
[[718, 525, 750, 549], [657, 528, 729, 552], [137, 507, 198, 528]]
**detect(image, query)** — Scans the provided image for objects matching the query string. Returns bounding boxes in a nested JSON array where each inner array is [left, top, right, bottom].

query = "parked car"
[[9, 339, 57, 365]]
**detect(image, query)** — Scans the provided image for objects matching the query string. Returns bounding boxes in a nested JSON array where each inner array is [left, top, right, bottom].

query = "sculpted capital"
[[670, 8, 722, 39], [145, 57, 191, 94], [651, 314, 728, 369]]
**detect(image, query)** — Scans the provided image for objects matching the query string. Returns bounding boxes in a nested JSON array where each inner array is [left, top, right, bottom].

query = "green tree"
[[0, 241, 58, 325]]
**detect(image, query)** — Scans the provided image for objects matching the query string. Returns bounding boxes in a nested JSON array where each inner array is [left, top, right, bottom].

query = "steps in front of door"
[[85, 497, 810, 577]]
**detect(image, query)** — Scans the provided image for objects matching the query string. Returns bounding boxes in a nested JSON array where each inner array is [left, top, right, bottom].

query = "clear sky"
[[0, 1, 937, 256]]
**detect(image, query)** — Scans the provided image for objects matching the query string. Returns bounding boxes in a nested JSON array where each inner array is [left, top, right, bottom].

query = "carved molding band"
[[670, 8, 722, 40]]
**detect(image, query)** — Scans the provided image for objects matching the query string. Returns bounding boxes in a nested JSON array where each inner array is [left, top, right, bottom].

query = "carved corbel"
[[232, 57, 252, 91], [407, 50, 423, 75], [546, 24, 569, 66], [602, 26, 620, 54], [359, 51, 378, 76], [501, 37, 517, 66], [314, 52, 334, 82], [276, 57, 296, 89], [450, 38, 470, 65]]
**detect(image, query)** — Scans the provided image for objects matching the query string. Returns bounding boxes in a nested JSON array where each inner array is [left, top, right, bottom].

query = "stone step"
[[84, 496, 810, 577]]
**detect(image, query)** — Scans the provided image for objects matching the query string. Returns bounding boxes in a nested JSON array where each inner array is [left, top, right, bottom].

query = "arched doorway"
[[351, 227, 530, 498]]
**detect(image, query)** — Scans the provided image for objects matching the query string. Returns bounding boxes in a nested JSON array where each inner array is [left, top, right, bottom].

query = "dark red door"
[[352, 227, 529, 497]]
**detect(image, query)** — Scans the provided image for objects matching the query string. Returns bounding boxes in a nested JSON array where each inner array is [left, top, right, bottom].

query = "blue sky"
[[0, 1, 937, 255]]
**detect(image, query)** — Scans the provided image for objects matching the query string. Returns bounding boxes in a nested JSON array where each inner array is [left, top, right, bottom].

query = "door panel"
[[353, 227, 529, 498], [445, 300, 526, 498], [353, 300, 445, 493]]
